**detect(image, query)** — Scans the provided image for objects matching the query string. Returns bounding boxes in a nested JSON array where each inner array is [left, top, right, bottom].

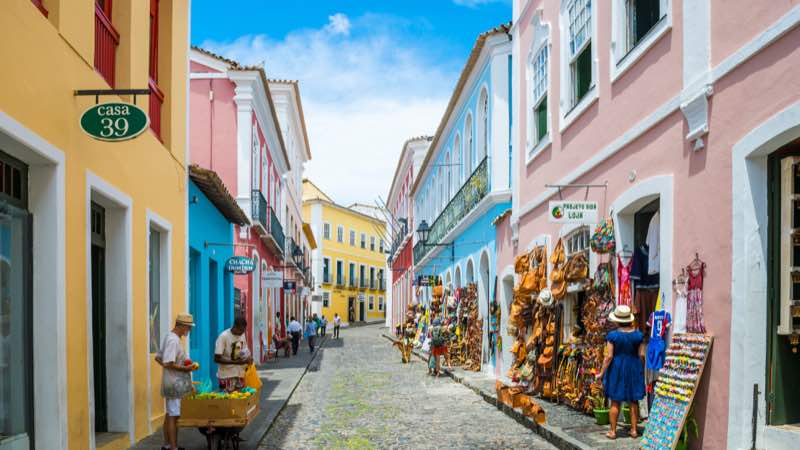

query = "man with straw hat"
[[156, 313, 198, 450], [595, 305, 645, 440]]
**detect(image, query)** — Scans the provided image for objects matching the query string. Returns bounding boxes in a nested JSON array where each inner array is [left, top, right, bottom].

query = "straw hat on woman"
[[595, 305, 645, 440]]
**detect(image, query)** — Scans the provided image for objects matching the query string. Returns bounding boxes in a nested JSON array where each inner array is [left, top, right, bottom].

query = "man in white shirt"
[[287, 316, 302, 355], [214, 317, 252, 392], [157, 313, 197, 450], [333, 313, 342, 339]]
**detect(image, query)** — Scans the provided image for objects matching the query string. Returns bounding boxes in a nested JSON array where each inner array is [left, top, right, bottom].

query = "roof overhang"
[[189, 165, 250, 226]]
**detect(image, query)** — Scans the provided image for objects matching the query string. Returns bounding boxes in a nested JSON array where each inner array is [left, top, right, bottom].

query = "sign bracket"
[[74, 88, 150, 105]]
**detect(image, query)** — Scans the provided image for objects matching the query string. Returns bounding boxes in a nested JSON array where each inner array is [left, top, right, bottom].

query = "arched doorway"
[[455, 265, 462, 289], [479, 251, 491, 370]]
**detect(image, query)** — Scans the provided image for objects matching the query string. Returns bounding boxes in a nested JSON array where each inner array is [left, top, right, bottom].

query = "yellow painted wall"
[[1, 1, 188, 448], [303, 182, 387, 325]]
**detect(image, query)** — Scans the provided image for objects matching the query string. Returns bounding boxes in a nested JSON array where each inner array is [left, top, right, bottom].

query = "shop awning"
[[189, 164, 250, 226]]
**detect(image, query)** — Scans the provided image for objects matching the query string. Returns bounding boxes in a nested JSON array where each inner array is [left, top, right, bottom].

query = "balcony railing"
[[251, 190, 268, 229], [390, 221, 409, 258], [269, 206, 285, 252], [251, 190, 286, 254], [414, 157, 489, 264], [94, 3, 119, 87]]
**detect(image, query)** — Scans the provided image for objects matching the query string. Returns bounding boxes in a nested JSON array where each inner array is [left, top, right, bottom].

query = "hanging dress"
[[673, 277, 688, 334], [686, 263, 707, 334], [617, 254, 633, 306]]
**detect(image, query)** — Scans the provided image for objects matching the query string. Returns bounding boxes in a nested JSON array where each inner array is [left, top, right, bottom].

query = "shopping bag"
[[244, 363, 262, 390]]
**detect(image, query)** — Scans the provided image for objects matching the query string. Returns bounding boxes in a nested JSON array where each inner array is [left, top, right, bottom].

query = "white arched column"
[[728, 101, 800, 450]]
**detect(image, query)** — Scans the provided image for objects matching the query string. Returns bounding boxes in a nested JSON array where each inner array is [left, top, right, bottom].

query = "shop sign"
[[80, 102, 149, 141], [262, 271, 283, 288], [548, 201, 598, 224], [226, 256, 255, 274], [416, 276, 434, 286], [283, 280, 297, 291]]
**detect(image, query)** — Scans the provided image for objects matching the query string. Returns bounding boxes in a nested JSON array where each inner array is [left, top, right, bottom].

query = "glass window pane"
[[536, 96, 548, 142], [149, 228, 161, 353]]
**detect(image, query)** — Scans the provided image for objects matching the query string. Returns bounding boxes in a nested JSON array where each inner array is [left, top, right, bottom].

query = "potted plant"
[[590, 395, 609, 425], [676, 411, 699, 450]]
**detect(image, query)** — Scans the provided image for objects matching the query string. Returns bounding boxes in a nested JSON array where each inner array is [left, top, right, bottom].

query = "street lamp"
[[416, 220, 430, 244]]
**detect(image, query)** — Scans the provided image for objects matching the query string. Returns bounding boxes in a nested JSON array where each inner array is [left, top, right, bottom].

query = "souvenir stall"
[[459, 284, 482, 372]]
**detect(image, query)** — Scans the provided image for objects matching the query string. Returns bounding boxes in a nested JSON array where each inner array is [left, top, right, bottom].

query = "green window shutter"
[[575, 43, 592, 102], [536, 96, 548, 142]]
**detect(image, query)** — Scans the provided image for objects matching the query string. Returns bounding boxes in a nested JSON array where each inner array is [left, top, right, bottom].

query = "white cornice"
[[229, 71, 290, 175]]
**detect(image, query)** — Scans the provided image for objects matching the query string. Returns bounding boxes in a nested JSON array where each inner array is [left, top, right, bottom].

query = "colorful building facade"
[[269, 79, 314, 335], [502, 1, 800, 448], [303, 180, 388, 325], [387, 136, 431, 331], [187, 166, 249, 385], [1, 0, 189, 448], [189, 47, 291, 365], [411, 24, 512, 378]]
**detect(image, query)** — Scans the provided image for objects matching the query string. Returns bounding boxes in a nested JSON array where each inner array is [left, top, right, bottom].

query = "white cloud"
[[324, 13, 351, 36], [203, 13, 457, 205]]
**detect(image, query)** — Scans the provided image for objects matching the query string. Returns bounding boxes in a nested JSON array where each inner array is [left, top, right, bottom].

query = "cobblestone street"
[[260, 325, 555, 449]]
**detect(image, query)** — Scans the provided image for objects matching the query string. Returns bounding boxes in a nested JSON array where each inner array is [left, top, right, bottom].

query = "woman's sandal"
[[606, 432, 617, 440], [629, 431, 639, 438]]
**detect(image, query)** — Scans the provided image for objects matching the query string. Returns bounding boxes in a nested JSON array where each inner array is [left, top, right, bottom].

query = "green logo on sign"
[[80, 102, 149, 141]]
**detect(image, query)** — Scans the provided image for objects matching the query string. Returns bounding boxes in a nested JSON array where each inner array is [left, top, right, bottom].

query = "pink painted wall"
[[512, 1, 800, 447], [189, 62, 239, 196], [710, 0, 799, 66]]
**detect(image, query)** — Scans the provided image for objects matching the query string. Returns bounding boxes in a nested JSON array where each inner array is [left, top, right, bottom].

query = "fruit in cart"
[[184, 358, 193, 367], [191, 362, 200, 370]]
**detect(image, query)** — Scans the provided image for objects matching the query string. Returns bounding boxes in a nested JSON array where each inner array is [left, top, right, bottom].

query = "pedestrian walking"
[[155, 313, 197, 450], [313, 313, 322, 337], [213, 317, 252, 392], [320, 316, 328, 337], [596, 305, 645, 440], [287, 316, 302, 355], [428, 319, 447, 377], [333, 313, 341, 339], [304, 316, 318, 352]]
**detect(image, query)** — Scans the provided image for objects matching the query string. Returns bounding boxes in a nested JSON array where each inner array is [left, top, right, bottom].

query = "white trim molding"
[[728, 101, 800, 450], [558, 0, 600, 133], [86, 171, 135, 447], [0, 111, 69, 450]]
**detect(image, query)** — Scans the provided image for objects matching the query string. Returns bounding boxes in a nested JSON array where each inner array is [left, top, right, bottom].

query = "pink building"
[[502, 1, 800, 448], [189, 47, 291, 363], [386, 136, 431, 331]]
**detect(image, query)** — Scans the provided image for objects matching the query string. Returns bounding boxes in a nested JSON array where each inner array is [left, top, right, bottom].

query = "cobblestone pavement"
[[259, 324, 556, 450]]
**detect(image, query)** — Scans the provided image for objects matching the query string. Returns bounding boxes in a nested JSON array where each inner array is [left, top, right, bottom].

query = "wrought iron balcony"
[[251, 190, 268, 230], [414, 157, 489, 264], [269, 206, 285, 253]]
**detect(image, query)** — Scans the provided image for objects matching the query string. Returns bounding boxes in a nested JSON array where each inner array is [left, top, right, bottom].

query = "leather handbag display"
[[514, 252, 531, 274], [565, 253, 589, 281]]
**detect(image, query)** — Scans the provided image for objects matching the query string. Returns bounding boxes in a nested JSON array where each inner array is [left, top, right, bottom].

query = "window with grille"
[[323, 223, 331, 240], [322, 292, 330, 308], [531, 44, 549, 145], [568, 0, 593, 107], [565, 226, 591, 258]]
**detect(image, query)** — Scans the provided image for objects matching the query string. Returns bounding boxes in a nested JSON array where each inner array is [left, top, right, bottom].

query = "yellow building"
[[1, 1, 188, 449], [302, 180, 387, 325]]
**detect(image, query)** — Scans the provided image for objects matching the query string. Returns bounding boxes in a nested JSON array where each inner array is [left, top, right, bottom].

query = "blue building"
[[411, 24, 512, 379], [188, 165, 250, 383]]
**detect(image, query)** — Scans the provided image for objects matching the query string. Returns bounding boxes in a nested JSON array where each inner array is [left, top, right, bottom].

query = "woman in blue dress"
[[596, 304, 645, 440]]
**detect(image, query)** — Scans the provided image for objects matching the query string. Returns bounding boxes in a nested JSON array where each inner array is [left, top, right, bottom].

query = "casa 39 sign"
[[548, 201, 599, 225], [226, 256, 256, 274], [80, 102, 149, 141]]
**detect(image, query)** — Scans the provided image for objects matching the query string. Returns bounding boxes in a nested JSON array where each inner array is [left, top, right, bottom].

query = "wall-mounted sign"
[[80, 102, 149, 141], [283, 280, 297, 291], [548, 201, 599, 224], [262, 271, 283, 288], [226, 256, 255, 274]]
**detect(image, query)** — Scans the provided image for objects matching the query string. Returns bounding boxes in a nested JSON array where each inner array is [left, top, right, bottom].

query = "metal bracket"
[[74, 88, 150, 105]]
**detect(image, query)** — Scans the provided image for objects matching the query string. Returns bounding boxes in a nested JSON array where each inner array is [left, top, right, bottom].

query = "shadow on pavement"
[[259, 403, 303, 449]]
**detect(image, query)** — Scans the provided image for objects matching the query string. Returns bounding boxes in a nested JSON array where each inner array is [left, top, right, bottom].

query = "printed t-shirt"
[[215, 329, 248, 379]]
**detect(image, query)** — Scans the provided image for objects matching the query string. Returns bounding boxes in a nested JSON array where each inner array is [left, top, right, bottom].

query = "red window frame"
[[148, 0, 163, 139], [31, 0, 48, 17]]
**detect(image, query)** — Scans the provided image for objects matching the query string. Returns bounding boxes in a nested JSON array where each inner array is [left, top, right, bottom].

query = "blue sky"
[[192, 0, 511, 205]]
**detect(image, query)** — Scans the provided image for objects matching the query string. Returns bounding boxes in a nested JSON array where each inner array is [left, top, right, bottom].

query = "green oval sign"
[[80, 102, 149, 141]]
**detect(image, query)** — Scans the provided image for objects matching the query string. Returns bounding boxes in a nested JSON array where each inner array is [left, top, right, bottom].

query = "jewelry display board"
[[641, 333, 713, 450]]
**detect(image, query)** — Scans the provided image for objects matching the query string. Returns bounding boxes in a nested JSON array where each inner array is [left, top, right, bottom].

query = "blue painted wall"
[[188, 180, 235, 384]]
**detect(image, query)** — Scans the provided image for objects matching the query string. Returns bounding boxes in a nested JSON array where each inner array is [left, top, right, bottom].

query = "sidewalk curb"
[[380, 334, 590, 450], [247, 337, 328, 449]]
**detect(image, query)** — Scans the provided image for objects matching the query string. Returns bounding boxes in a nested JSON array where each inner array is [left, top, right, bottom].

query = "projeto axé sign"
[[80, 102, 149, 141]]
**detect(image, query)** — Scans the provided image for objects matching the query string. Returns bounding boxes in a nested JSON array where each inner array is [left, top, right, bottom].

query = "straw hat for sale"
[[608, 304, 635, 324]]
